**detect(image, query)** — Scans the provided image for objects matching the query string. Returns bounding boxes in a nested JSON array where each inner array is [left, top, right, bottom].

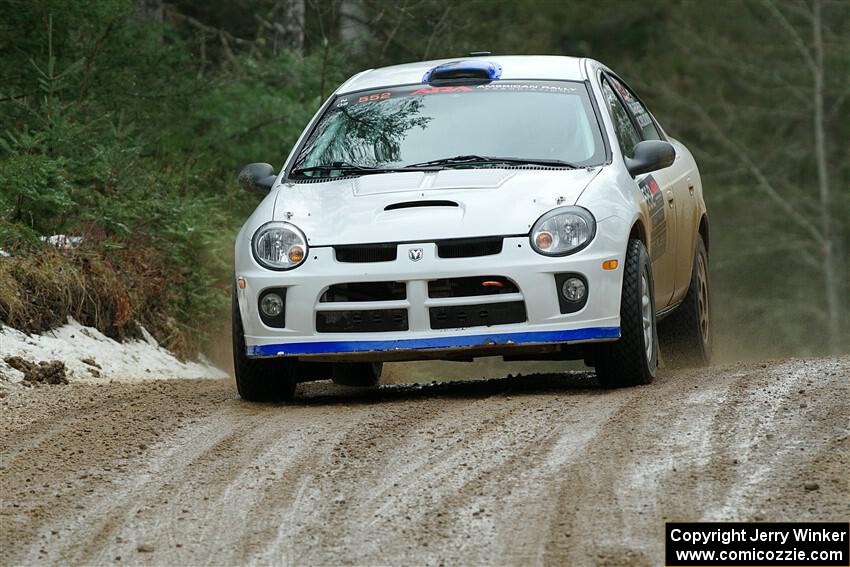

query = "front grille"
[[333, 237, 504, 262], [429, 301, 527, 330], [317, 309, 408, 333], [428, 276, 518, 298], [320, 281, 406, 302], [437, 237, 503, 258], [335, 244, 397, 263]]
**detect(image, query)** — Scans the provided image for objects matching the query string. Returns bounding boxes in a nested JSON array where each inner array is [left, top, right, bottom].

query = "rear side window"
[[608, 76, 661, 141], [601, 78, 641, 157]]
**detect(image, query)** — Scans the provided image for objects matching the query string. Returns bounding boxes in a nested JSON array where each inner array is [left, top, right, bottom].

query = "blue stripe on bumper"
[[248, 326, 620, 357]]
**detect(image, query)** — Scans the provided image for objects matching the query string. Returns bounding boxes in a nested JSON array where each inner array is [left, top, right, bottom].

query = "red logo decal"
[[410, 86, 473, 95]]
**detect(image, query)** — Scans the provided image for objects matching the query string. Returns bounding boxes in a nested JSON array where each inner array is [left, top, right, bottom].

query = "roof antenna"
[[468, 51, 491, 57]]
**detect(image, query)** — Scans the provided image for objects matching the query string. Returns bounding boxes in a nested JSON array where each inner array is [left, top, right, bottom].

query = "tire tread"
[[232, 285, 297, 402], [595, 239, 657, 387], [658, 236, 712, 368]]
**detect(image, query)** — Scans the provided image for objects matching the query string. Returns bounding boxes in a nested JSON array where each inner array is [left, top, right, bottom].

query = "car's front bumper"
[[237, 221, 626, 362]]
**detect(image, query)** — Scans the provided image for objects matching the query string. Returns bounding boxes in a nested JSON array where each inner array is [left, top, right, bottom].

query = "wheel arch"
[[698, 214, 709, 256], [629, 218, 648, 247]]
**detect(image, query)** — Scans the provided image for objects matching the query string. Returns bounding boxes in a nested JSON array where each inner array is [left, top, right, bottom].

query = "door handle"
[[687, 177, 695, 196], [665, 189, 675, 207]]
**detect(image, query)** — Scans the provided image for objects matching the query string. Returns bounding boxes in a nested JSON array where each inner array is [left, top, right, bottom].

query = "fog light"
[[561, 277, 586, 302], [260, 293, 284, 317]]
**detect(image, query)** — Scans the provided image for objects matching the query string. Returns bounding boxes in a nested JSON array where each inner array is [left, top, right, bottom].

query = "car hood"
[[272, 168, 601, 246]]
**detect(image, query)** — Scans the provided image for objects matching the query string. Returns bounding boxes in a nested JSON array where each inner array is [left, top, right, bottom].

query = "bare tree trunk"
[[811, 0, 840, 352], [284, 0, 305, 53], [339, 0, 369, 55], [134, 0, 163, 23]]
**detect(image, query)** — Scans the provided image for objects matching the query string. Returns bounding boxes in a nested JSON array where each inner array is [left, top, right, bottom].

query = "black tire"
[[332, 362, 382, 387], [232, 285, 297, 402], [658, 235, 712, 368], [595, 239, 658, 387]]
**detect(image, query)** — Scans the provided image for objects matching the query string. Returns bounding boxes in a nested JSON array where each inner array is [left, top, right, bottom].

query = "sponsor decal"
[[611, 76, 632, 101], [475, 83, 577, 93], [628, 100, 653, 128], [639, 175, 667, 260], [611, 76, 653, 129], [338, 82, 582, 108], [409, 86, 473, 96]]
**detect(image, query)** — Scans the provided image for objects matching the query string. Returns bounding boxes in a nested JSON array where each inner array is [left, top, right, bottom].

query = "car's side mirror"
[[238, 163, 277, 194], [625, 140, 676, 177]]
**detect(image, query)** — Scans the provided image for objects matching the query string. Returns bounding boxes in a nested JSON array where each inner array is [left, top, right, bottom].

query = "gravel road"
[[1, 357, 847, 566]]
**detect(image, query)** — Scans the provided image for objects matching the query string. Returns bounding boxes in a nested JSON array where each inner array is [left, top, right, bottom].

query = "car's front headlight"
[[252, 222, 308, 270], [530, 206, 596, 256]]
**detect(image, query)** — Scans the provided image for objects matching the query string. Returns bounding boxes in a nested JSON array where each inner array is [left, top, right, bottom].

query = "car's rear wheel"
[[595, 239, 658, 387], [658, 235, 712, 368], [232, 285, 297, 402], [332, 362, 382, 387]]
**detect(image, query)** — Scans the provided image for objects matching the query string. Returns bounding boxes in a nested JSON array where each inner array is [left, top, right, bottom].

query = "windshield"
[[291, 80, 605, 177]]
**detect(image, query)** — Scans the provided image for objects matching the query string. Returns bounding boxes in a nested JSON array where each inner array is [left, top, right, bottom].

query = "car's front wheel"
[[232, 285, 297, 402], [594, 239, 658, 387]]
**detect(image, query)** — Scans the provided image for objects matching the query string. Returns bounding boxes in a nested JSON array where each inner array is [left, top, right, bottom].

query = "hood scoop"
[[384, 200, 459, 211]]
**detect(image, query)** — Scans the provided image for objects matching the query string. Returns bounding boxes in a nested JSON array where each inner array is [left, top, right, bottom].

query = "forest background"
[[1, 0, 847, 362]]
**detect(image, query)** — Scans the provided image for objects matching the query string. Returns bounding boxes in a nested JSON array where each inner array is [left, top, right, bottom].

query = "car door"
[[599, 74, 678, 308], [607, 74, 698, 304]]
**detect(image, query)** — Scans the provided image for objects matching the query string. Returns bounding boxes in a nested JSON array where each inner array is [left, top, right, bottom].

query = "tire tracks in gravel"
[[271, 388, 601, 565], [36, 401, 378, 566], [538, 366, 741, 566], [1, 357, 847, 567], [541, 359, 849, 566], [1, 381, 229, 565]]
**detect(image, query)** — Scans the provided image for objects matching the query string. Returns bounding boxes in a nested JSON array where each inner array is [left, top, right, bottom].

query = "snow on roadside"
[[40, 234, 84, 248], [0, 318, 227, 385]]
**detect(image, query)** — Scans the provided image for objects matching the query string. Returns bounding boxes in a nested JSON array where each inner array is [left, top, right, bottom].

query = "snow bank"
[[40, 234, 84, 248], [0, 318, 227, 385], [0, 235, 83, 258]]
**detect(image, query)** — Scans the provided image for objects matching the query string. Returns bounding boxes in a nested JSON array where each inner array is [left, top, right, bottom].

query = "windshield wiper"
[[290, 161, 437, 178], [405, 155, 579, 169]]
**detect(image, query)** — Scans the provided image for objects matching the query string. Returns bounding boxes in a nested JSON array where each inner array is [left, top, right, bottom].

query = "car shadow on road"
[[284, 371, 611, 407]]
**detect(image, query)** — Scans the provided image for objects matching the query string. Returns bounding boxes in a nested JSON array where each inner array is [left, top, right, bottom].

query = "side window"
[[608, 76, 661, 141], [601, 78, 641, 157]]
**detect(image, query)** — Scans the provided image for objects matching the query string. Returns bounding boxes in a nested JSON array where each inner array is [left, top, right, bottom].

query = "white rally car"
[[232, 55, 711, 401]]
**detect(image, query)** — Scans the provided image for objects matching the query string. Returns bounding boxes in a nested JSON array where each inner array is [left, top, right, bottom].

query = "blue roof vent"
[[422, 60, 502, 84]]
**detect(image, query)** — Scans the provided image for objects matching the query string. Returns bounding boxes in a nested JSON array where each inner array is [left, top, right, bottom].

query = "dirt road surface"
[[1, 357, 848, 566]]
